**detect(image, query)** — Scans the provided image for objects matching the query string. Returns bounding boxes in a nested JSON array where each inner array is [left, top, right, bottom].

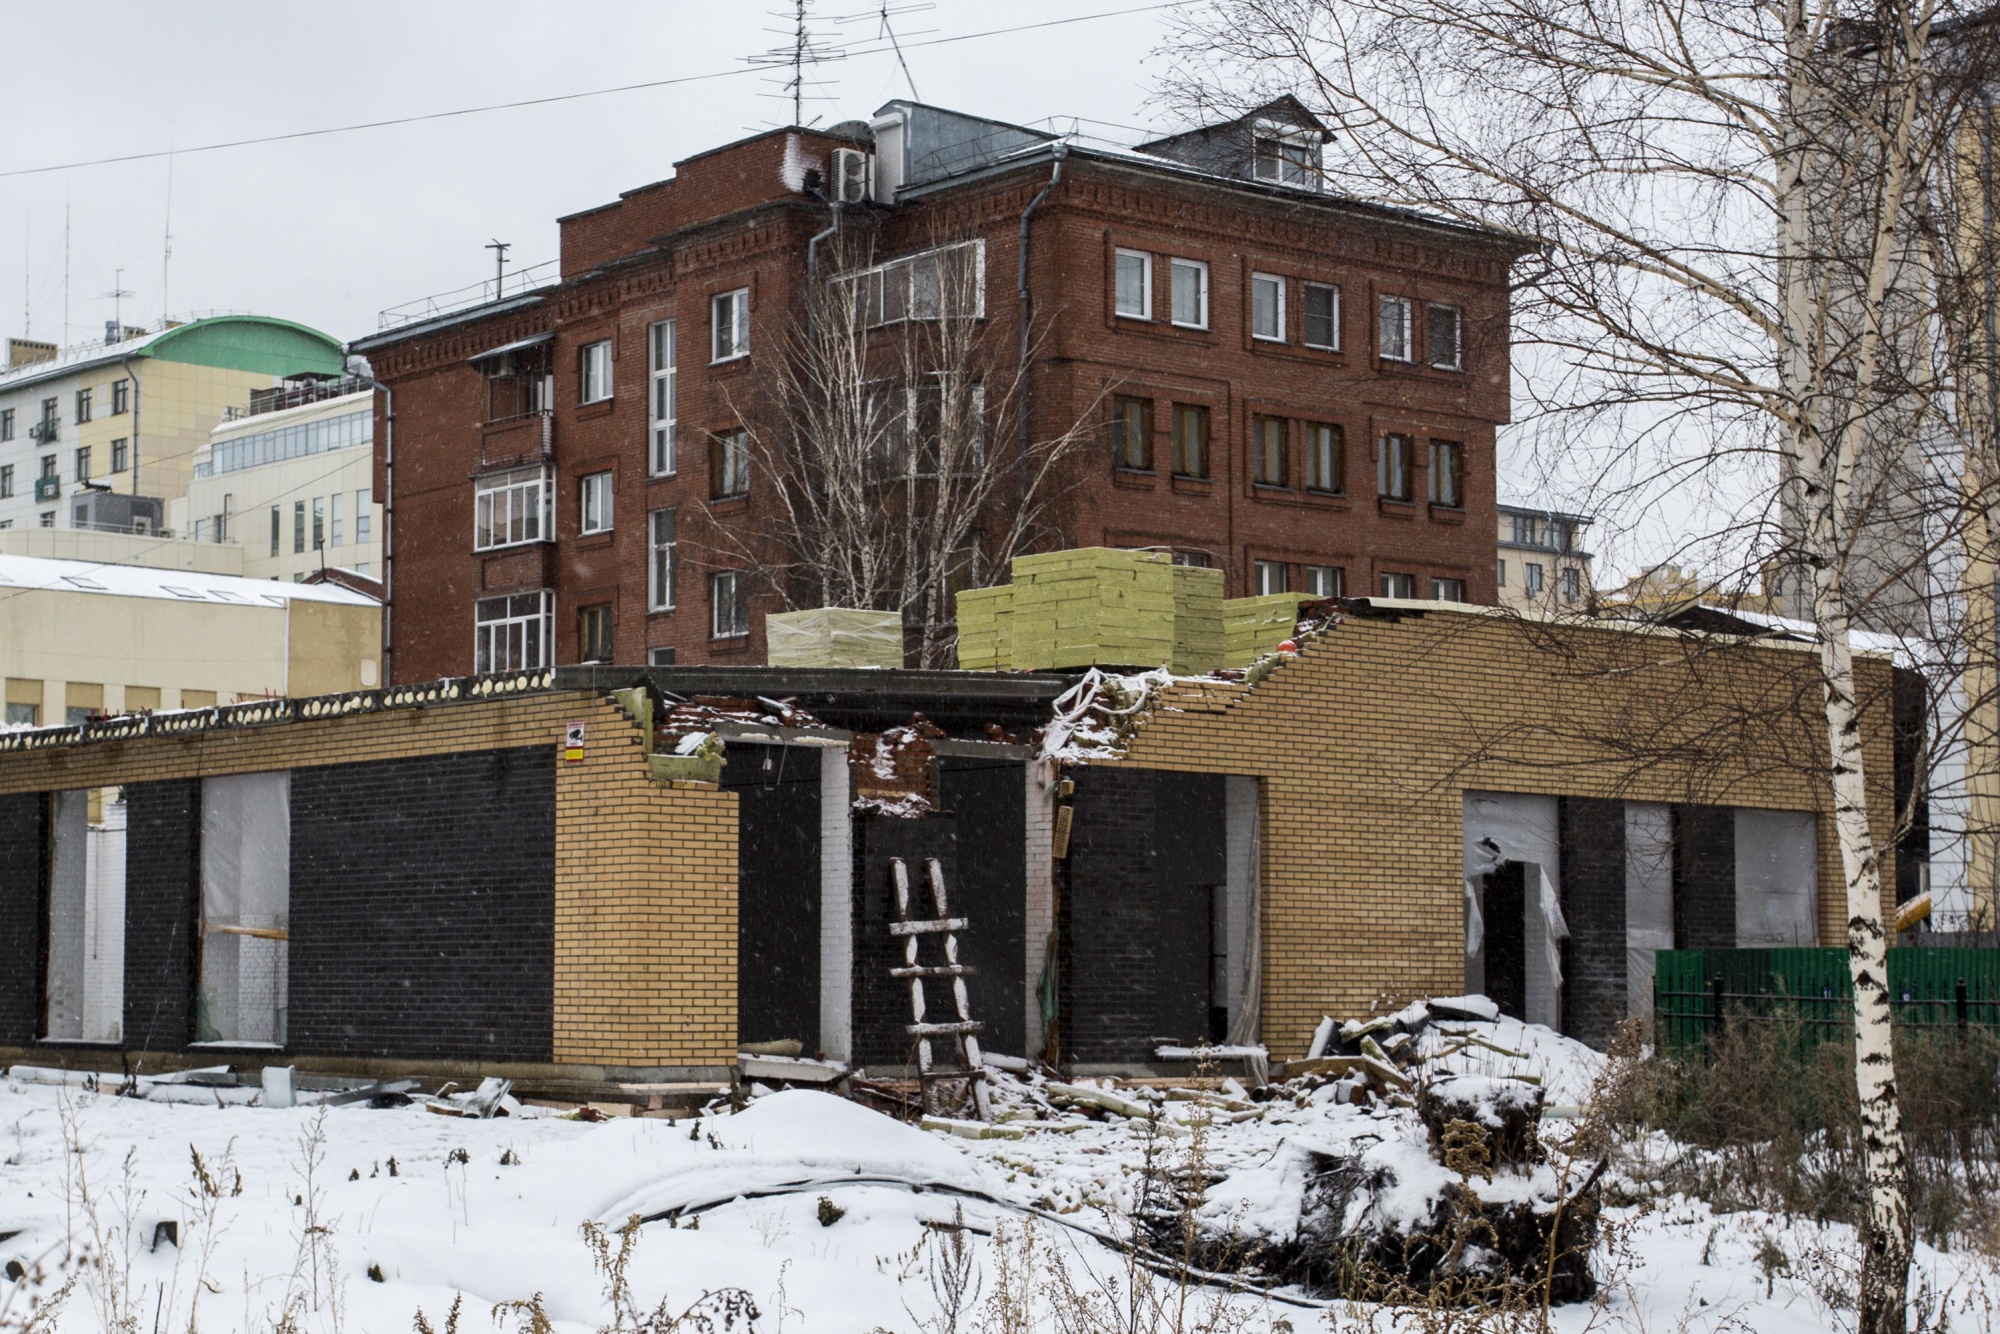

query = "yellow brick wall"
[[1108, 610, 1901, 1057], [0, 686, 740, 1069]]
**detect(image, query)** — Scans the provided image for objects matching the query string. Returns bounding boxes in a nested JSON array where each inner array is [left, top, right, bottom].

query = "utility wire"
[[0, 3, 1194, 181]]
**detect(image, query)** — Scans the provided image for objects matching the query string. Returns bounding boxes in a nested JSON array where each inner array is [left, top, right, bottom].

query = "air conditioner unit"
[[832, 148, 872, 204]]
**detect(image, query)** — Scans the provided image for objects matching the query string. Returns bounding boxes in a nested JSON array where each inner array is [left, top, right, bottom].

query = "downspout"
[[1016, 146, 1067, 503], [805, 187, 841, 282], [370, 379, 395, 685], [118, 354, 141, 499]]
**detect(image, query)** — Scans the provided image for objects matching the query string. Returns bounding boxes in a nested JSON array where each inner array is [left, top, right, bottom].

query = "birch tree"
[[702, 235, 1094, 667], [1166, 2, 1997, 1325]]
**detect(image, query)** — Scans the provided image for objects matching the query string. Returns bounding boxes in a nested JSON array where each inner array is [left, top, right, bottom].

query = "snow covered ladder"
[[889, 856, 991, 1121]]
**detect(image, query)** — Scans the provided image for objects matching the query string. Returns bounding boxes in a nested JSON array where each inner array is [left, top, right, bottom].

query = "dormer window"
[[1253, 126, 1319, 188]]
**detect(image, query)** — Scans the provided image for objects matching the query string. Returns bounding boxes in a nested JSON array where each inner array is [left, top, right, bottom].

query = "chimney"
[[6, 337, 56, 368]]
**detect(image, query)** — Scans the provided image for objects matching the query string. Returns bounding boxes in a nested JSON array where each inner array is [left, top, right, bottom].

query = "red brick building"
[[352, 98, 1521, 681]]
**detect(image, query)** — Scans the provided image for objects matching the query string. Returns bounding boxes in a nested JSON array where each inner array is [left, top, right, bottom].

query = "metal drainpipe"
[[370, 379, 395, 685], [805, 186, 842, 282], [118, 354, 141, 499], [1017, 147, 1067, 503]]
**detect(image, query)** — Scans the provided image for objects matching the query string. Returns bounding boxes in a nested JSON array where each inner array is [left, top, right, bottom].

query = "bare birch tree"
[[702, 235, 1096, 667], [1166, 2, 2000, 1325]]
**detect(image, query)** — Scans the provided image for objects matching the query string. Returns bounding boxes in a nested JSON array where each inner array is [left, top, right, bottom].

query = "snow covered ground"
[[1, 1019, 1993, 1333]]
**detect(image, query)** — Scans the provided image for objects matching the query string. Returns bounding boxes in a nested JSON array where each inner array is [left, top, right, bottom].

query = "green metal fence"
[[1654, 948, 2000, 1052]]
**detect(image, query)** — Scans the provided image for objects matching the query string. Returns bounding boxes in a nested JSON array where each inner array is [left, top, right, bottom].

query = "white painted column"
[[818, 745, 854, 1062], [1023, 758, 1056, 1058]]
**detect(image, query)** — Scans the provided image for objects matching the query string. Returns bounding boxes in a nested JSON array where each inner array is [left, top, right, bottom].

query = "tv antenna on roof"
[[101, 268, 134, 341], [486, 239, 511, 300], [833, 2, 935, 103], [747, 0, 847, 126]]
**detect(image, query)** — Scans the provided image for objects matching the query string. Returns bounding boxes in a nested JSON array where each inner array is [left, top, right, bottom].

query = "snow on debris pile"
[[1038, 666, 1178, 762]]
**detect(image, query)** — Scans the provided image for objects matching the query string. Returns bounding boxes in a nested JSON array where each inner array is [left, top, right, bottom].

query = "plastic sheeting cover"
[[199, 771, 291, 1045], [765, 606, 905, 669], [1462, 792, 1565, 1029], [1736, 808, 1818, 947], [44, 790, 125, 1043], [1625, 803, 1673, 1016]]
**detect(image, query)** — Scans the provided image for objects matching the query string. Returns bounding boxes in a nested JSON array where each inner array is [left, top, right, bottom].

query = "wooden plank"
[[888, 917, 970, 936]]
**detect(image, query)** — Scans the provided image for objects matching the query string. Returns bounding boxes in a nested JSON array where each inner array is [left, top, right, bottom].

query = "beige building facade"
[[0, 552, 379, 727], [1496, 504, 1594, 611]]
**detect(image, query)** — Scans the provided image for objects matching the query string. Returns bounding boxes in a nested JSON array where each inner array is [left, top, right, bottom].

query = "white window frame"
[[473, 465, 553, 552], [649, 508, 677, 612], [1378, 296, 1413, 362], [1114, 249, 1152, 320], [1252, 123, 1320, 187], [1253, 560, 1288, 595], [1250, 272, 1285, 342], [711, 570, 749, 639], [1379, 572, 1415, 599], [845, 240, 987, 328], [329, 492, 344, 547], [1427, 302, 1463, 370], [1170, 259, 1209, 330], [1303, 565, 1342, 598], [650, 319, 677, 475], [474, 590, 555, 673], [712, 288, 751, 363], [1303, 282, 1341, 350], [1378, 433, 1412, 501], [1524, 563, 1546, 595], [1432, 578, 1465, 602], [580, 470, 614, 535], [579, 339, 613, 404]]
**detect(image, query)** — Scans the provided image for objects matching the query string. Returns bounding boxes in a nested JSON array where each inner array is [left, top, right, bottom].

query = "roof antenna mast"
[[486, 239, 511, 301]]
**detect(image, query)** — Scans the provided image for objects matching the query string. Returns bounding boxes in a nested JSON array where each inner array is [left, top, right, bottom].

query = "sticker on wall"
[[564, 721, 586, 763]]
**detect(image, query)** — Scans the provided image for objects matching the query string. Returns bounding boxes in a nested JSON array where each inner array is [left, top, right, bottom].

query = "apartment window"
[[848, 241, 985, 326], [651, 319, 677, 475], [1170, 259, 1209, 329], [580, 470, 614, 534], [711, 429, 751, 499], [711, 570, 749, 639], [1378, 295, 1413, 362], [355, 562, 369, 576], [356, 492, 371, 543], [329, 493, 344, 547], [39, 398, 57, 429], [312, 497, 325, 550], [712, 288, 751, 362], [474, 590, 555, 672], [1525, 563, 1546, 595], [1428, 304, 1463, 370], [1304, 423, 1343, 493], [109, 439, 127, 473], [1, 408, 13, 440], [1378, 432, 1412, 500], [1253, 129, 1318, 186], [1250, 273, 1285, 342], [1251, 415, 1287, 486], [1114, 249, 1152, 319], [269, 506, 280, 557], [1303, 565, 1343, 598], [0, 465, 10, 499], [1380, 572, 1415, 598], [578, 604, 614, 664], [1253, 560, 1288, 595], [1562, 567, 1582, 604], [293, 501, 306, 554], [649, 647, 677, 666], [649, 508, 677, 611], [1511, 513, 1543, 546], [1170, 404, 1210, 478], [1433, 578, 1466, 602], [578, 339, 613, 404], [74, 388, 92, 424], [73, 447, 90, 483], [39, 454, 56, 480], [1303, 283, 1340, 350], [1429, 440, 1464, 507], [110, 379, 128, 414], [1172, 550, 1213, 568], [1496, 558, 1507, 588], [198, 771, 290, 1046], [1111, 395, 1152, 470], [474, 465, 552, 550]]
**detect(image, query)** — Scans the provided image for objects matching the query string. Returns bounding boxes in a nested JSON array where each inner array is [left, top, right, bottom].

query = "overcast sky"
[[0, 1, 1188, 348]]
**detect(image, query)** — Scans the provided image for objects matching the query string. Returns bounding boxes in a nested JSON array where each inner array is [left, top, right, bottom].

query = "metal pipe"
[[367, 376, 396, 684], [118, 354, 141, 499], [1016, 147, 1067, 502]]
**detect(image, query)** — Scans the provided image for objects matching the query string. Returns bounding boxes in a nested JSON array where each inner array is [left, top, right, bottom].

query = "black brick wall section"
[[938, 758, 1027, 1056], [1061, 767, 1225, 1065], [1559, 797, 1626, 1050], [727, 744, 822, 1052], [289, 747, 555, 1061], [0, 792, 43, 1046], [124, 779, 201, 1051], [853, 814, 960, 1066], [1674, 805, 1736, 949]]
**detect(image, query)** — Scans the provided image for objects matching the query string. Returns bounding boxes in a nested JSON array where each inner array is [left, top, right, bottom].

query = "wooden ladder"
[[889, 856, 991, 1121]]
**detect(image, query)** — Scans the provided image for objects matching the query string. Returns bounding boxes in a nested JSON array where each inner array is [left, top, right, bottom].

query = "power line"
[[0, 3, 1193, 181]]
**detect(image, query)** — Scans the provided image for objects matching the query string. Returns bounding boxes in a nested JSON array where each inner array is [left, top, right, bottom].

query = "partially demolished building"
[[0, 601, 1897, 1090]]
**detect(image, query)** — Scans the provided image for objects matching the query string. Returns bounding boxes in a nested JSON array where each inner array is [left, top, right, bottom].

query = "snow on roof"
[[0, 552, 377, 608], [0, 327, 167, 395]]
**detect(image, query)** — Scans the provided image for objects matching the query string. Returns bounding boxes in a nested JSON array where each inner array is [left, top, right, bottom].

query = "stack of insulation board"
[[1170, 564, 1225, 673], [765, 606, 905, 668], [953, 585, 1013, 671], [1008, 548, 1178, 671], [1223, 592, 1311, 668]]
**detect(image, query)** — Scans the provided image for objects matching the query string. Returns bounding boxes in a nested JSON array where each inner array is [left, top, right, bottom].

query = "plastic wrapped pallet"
[[765, 607, 905, 668], [1223, 593, 1309, 668], [953, 585, 1013, 670], [1010, 548, 1176, 671]]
